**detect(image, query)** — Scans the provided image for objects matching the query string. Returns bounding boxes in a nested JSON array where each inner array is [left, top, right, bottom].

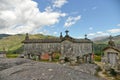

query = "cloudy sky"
[[0, 0, 120, 38]]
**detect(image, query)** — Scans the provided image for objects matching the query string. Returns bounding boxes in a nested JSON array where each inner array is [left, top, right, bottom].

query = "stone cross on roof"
[[109, 35, 113, 41], [60, 32, 63, 38], [108, 35, 115, 47], [65, 30, 69, 35], [85, 34, 87, 39], [25, 33, 29, 40]]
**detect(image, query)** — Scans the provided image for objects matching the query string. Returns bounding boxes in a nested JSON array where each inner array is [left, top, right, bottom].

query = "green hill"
[[93, 35, 120, 55], [0, 34, 55, 53], [94, 35, 120, 44], [0, 34, 11, 39]]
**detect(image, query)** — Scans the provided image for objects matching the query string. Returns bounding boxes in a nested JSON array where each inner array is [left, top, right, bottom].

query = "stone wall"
[[23, 41, 93, 62], [73, 43, 92, 57]]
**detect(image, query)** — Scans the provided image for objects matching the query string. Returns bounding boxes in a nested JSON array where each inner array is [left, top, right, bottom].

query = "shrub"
[[40, 59, 49, 62], [109, 68, 117, 76], [94, 55, 101, 62], [53, 53, 61, 59], [6, 53, 19, 58]]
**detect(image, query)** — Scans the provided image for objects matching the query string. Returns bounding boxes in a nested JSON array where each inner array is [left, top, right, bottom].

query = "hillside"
[[93, 35, 120, 44], [0, 34, 11, 39], [0, 34, 55, 53], [93, 35, 120, 55]]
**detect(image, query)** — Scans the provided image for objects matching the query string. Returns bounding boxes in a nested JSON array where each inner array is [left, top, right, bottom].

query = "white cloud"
[[117, 24, 120, 27], [88, 31, 109, 37], [64, 15, 81, 27], [39, 29, 50, 35], [89, 27, 93, 30], [88, 33, 95, 36], [0, 0, 66, 34], [53, 0, 68, 8], [107, 28, 120, 33], [45, 6, 53, 12], [53, 32, 57, 35]]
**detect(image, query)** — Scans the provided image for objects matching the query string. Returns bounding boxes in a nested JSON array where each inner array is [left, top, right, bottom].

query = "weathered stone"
[[22, 31, 93, 63], [0, 58, 31, 71], [0, 58, 104, 80]]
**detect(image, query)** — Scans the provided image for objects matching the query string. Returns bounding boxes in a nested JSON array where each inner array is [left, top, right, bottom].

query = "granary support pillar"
[[48, 52, 53, 62], [27, 53, 30, 59], [37, 54, 41, 60], [83, 55, 87, 63], [86, 54, 90, 63], [89, 53, 92, 63]]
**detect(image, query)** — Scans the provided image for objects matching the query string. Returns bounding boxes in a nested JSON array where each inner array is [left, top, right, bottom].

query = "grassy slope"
[[94, 35, 120, 44], [93, 35, 120, 56], [0, 34, 55, 52]]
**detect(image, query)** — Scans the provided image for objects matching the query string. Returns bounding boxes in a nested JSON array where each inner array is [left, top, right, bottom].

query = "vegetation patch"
[[94, 55, 101, 62], [6, 53, 19, 58]]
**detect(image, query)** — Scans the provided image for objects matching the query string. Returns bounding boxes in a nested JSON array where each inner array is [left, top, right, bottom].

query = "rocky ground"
[[0, 58, 104, 80], [70, 63, 99, 75]]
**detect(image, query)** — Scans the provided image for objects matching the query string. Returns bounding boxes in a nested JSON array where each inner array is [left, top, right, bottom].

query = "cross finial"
[[85, 34, 87, 39], [25, 33, 29, 40], [60, 32, 63, 39], [109, 35, 113, 41], [65, 30, 69, 35], [60, 32, 62, 35], [108, 35, 115, 47]]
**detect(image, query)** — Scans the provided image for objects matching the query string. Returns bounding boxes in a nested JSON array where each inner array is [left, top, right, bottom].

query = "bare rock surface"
[[0, 58, 104, 80], [70, 63, 99, 75], [0, 58, 31, 71]]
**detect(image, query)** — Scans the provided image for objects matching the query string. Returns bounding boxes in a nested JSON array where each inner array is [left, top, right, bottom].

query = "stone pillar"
[[35, 55, 37, 60], [49, 56, 52, 61], [86, 54, 90, 63], [70, 57, 77, 66], [28, 53, 30, 59], [76, 56, 83, 64], [76, 56, 80, 64], [59, 57, 65, 64], [89, 53, 92, 63], [38, 55, 41, 60], [31, 54, 34, 60], [48, 52, 53, 62], [83, 55, 87, 63]]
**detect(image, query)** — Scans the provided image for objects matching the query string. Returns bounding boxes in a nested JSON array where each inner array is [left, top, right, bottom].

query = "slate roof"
[[22, 38, 61, 43], [22, 35, 92, 43], [103, 46, 120, 52], [22, 31, 93, 43], [103, 35, 120, 53]]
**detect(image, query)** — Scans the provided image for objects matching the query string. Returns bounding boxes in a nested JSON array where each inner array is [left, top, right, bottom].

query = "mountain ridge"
[[93, 35, 120, 44], [0, 34, 11, 39]]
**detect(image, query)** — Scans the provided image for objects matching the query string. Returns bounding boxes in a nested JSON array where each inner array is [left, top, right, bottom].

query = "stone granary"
[[102, 35, 120, 70], [22, 30, 93, 63]]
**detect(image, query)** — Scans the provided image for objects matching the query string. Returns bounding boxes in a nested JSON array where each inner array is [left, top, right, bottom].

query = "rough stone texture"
[[0, 58, 103, 80], [0, 58, 31, 71], [70, 63, 99, 75], [23, 32, 93, 60]]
